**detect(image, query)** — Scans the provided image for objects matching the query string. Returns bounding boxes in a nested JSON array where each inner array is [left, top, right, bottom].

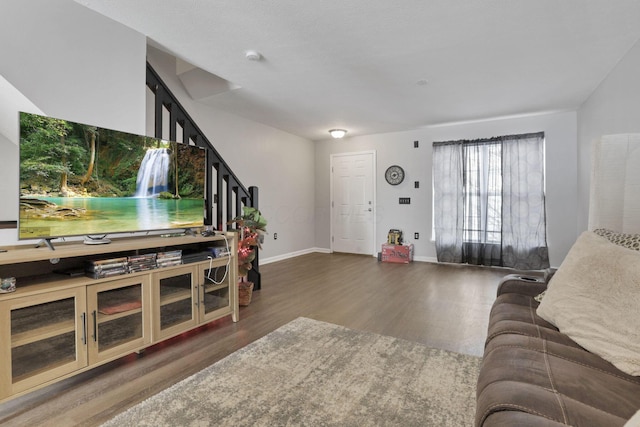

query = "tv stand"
[[0, 233, 237, 403], [35, 238, 56, 251]]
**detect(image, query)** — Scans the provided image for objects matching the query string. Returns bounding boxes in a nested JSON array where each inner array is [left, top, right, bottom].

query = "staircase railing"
[[145, 62, 261, 289]]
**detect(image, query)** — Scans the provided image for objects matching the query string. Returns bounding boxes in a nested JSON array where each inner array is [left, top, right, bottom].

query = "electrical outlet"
[[273, 232, 278, 240], [414, 140, 419, 148], [414, 181, 419, 188], [414, 232, 419, 240], [399, 197, 411, 204]]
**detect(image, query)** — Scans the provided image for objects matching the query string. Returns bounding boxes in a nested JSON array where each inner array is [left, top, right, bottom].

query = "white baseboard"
[[260, 247, 330, 265], [261, 248, 438, 266], [413, 255, 439, 263]]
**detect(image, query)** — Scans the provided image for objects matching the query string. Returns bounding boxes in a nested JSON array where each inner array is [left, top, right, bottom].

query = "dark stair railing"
[[145, 62, 261, 289]]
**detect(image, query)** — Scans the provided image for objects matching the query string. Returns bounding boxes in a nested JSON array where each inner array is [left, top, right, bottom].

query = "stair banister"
[[146, 61, 261, 289]]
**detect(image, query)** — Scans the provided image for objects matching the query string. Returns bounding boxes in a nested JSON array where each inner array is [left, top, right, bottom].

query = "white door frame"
[[330, 150, 377, 256]]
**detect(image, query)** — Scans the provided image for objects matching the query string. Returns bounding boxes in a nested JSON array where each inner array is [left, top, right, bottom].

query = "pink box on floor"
[[381, 244, 414, 263]]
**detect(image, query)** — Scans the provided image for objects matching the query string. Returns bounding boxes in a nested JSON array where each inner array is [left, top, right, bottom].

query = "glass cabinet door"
[[153, 266, 198, 340], [198, 258, 233, 323], [86, 276, 151, 364], [0, 288, 87, 399]]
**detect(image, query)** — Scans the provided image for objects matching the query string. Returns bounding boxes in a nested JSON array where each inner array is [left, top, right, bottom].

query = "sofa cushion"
[[496, 275, 548, 298], [487, 293, 580, 349], [477, 281, 640, 426], [536, 231, 640, 376], [477, 338, 640, 426]]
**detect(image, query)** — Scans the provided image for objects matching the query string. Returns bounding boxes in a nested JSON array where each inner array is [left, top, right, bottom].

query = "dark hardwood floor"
[[0, 253, 507, 426]]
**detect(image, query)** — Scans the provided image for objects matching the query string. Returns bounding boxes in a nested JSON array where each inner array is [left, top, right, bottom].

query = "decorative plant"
[[228, 206, 268, 279]]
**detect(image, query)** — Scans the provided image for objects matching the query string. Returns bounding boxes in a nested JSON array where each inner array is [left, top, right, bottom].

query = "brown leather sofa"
[[475, 274, 640, 426]]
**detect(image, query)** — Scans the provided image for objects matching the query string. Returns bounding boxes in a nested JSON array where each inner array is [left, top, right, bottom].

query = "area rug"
[[101, 317, 481, 426]]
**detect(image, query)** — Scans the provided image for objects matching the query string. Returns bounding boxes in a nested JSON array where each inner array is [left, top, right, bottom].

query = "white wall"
[[0, 1, 146, 134], [0, 1, 316, 261], [147, 48, 317, 262], [4, 0, 633, 268], [577, 40, 640, 233], [315, 111, 578, 267], [0, 0, 146, 245], [0, 75, 43, 225]]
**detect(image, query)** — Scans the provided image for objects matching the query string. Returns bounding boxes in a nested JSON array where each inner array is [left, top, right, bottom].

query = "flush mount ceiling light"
[[245, 50, 262, 61], [329, 129, 347, 139]]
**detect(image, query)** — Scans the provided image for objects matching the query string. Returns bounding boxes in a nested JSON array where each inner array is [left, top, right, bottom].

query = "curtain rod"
[[433, 131, 544, 147]]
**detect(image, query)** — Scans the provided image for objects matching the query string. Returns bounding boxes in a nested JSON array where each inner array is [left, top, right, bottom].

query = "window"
[[432, 132, 549, 269], [463, 142, 502, 244]]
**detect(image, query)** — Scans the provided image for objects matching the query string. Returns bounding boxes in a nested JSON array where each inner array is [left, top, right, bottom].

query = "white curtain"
[[432, 132, 550, 270], [589, 134, 640, 233], [432, 141, 464, 263], [500, 133, 549, 269]]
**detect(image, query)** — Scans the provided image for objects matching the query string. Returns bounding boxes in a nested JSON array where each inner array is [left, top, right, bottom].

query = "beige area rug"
[[101, 317, 481, 426]]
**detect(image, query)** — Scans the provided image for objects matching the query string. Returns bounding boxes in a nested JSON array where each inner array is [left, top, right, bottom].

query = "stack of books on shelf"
[[156, 250, 182, 268], [128, 253, 157, 273], [85, 257, 129, 279]]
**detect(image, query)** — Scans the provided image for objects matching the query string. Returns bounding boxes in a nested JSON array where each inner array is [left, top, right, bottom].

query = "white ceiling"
[[77, 0, 640, 141]]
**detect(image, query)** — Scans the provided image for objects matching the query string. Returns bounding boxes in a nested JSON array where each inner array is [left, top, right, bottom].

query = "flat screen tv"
[[18, 112, 206, 244]]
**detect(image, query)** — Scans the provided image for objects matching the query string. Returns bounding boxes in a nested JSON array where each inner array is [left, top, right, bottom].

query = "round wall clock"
[[385, 165, 405, 185]]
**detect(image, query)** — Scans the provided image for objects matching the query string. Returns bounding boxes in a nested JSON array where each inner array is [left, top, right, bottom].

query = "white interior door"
[[331, 151, 376, 255]]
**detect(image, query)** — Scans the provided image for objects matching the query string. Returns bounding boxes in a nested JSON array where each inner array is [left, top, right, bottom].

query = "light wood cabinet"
[[0, 234, 237, 402], [197, 257, 237, 324], [0, 287, 87, 398], [152, 256, 237, 341], [87, 276, 152, 364], [153, 265, 199, 340]]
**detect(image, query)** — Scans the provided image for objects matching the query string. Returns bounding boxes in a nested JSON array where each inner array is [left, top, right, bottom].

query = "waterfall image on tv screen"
[[18, 112, 206, 240]]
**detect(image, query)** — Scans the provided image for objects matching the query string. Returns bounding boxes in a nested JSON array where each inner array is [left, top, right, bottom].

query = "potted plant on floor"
[[228, 206, 267, 306]]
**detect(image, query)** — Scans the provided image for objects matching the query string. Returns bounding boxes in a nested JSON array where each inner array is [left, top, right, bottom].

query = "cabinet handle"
[[195, 285, 199, 308], [81, 312, 87, 345], [91, 310, 97, 342]]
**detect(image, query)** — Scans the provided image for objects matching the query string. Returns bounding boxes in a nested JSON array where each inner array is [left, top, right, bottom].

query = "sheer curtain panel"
[[500, 133, 549, 269], [432, 141, 464, 263], [432, 132, 549, 270]]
